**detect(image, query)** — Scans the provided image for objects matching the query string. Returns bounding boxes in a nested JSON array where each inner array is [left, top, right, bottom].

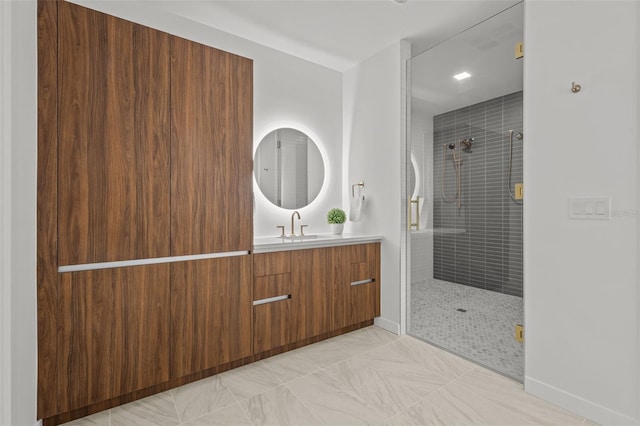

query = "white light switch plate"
[[568, 197, 611, 220]]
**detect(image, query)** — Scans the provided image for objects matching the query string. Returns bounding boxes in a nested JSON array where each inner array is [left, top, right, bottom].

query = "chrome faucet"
[[290, 211, 301, 236]]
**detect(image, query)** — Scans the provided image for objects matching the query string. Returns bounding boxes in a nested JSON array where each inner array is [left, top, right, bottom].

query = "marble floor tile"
[[390, 386, 490, 426], [384, 336, 476, 381], [329, 325, 398, 356], [181, 402, 253, 426], [286, 369, 388, 425], [438, 368, 584, 425], [325, 349, 450, 418], [239, 385, 323, 426], [383, 410, 417, 426], [219, 361, 282, 400], [60, 410, 109, 426], [110, 391, 179, 426], [294, 339, 352, 368], [171, 375, 236, 423], [262, 348, 320, 383]]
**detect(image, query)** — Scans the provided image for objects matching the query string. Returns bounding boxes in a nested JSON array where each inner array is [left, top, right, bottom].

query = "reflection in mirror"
[[410, 153, 420, 200], [254, 128, 324, 209]]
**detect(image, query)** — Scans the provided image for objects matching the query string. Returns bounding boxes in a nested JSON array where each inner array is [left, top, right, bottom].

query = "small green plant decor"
[[327, 208, 346, 235], [327, 208, 346, 224]]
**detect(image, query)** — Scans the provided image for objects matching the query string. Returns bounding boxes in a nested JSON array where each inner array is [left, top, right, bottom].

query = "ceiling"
[[412, 2, 524, 115], [114, 0, 520, 72]]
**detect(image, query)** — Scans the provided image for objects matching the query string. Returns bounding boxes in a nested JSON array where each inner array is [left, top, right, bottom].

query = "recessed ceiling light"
[[392, 0, 408, 4], [453, 72, 471, 81]]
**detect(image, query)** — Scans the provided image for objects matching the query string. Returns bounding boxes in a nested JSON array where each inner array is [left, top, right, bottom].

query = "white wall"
[[343, 41, 409, 334], [524, 2, 639, 424], [0, 1, 11, 423], [70, 0, 343, 238], [1, 1, 38, 425]]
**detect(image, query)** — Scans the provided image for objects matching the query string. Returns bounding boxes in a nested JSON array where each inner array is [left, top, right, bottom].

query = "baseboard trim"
[[525, 376, 638, 426], [374, 317, 399, 335]]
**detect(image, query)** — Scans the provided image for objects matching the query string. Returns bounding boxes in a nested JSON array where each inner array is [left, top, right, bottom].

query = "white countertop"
[[253, 233, 383, 254]]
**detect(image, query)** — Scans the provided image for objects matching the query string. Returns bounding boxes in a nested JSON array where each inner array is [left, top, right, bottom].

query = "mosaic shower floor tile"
[[409, 279, 524, 381]]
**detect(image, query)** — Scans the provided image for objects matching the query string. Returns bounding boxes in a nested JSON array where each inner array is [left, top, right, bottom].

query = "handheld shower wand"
[[441, 143, 463, 208]]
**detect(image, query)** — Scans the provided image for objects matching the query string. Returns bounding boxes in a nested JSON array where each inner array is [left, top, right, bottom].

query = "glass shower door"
[[406, 2, 525, 382]]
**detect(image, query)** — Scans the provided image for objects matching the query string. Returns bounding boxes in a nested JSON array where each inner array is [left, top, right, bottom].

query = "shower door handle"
[[408, 196, 420, 230]]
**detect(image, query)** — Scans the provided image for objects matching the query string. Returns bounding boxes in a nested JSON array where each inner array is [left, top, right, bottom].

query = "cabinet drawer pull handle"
[[253, 294, 291, 306], [350, 278, 374, 287]]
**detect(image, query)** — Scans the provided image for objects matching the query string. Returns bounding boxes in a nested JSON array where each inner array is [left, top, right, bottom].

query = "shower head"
[[448, 143, 456, 150]]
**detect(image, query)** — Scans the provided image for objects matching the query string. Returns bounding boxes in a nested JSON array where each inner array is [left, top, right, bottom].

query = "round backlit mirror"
[[254, 128, 325, 209]]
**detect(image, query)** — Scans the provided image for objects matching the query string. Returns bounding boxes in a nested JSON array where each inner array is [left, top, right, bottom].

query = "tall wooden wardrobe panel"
[[56, 264, 170, 413], [39, 2, 255, 421], [57, 2, 171, 265], [170, 36, 253, 256], [171, 256, 252, 378], [37, 0, 59, 417]]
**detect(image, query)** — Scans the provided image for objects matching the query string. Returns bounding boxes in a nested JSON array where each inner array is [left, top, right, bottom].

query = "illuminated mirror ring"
[[254, 127, 326, 210]]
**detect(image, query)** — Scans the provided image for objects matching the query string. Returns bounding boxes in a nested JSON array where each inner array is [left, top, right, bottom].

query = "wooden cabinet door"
[[291, 248, 331, 341], [253, 252, 293, 353], [253, 274, 293, 353], [171, 256, 252, 378], [329, 245, 351, 330], [57, 264, 170, 413], [331, 243, 381, 329], [347, 243, 380, 325], [37, 0, 59, 418], [57, 2, 170, 265], [170, 36, 253, 256]]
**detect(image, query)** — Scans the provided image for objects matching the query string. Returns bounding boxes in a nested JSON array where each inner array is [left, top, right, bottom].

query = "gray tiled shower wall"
[[433, 91, 523, 297]]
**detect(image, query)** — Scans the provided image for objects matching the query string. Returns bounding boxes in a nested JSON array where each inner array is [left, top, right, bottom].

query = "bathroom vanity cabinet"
[[331, 243, 381, 329], [253, 242, 381, 353], [253, 251, 294, 353]]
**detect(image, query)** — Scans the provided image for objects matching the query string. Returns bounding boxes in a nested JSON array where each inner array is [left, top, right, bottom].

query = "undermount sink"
[[277, 234, 319, 241]]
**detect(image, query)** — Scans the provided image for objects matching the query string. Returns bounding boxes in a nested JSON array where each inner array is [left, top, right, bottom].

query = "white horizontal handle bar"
[[58, 250, 251, 273], [350, 278, 374, 287], [253, 294, 291, 306]]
